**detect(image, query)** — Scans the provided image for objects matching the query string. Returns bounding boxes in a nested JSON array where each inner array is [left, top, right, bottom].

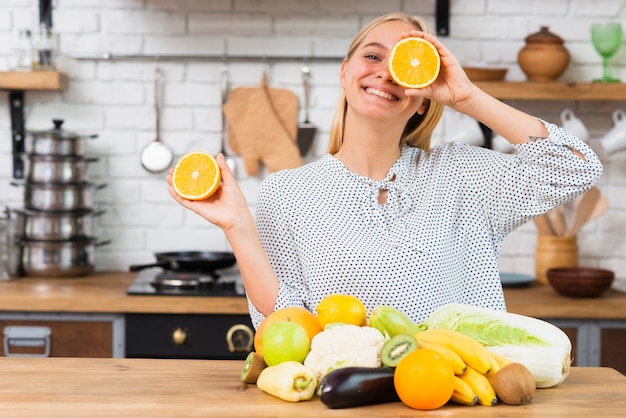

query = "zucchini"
[[317, 367, 399, 409]]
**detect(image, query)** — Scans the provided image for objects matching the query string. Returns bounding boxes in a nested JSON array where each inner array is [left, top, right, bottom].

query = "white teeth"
[[365, 87, 397, 101]]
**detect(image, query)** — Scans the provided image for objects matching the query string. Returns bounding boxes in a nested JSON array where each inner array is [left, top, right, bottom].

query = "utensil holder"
[[535, 236, 578, 284]]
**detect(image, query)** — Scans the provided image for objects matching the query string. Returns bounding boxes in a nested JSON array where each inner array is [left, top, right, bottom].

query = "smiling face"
[[340, 20, 427, 127]]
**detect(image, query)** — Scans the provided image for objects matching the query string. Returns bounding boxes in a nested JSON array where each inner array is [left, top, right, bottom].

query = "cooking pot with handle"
[[13, 208, 105, 241], [24, 154, 99, 183], [16, 237, 110, 278], [26, 119, 98, 156], [12, 181, 107, 211]]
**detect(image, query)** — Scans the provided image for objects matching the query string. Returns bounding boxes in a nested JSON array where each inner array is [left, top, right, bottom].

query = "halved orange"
[[389, 37, 441, 89], [172, 151, 221, 200]]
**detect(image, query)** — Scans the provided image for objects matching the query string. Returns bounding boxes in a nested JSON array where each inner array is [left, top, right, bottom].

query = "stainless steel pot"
[[15, 182, 107, 211], [26, 119, 97, 156], [16, 238, 110, 278], [13, 208, 105, 241], [25, 154, 98, 183]]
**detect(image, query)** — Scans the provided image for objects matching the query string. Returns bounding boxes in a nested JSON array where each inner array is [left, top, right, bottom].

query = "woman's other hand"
[[166, 153, 251, 232]]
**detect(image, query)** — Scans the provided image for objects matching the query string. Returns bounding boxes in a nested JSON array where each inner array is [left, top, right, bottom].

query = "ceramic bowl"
[[547, 267, 614, 298], [462, 67, 508, 81]]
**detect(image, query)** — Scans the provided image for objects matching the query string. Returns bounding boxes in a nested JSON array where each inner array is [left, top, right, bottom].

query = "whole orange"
[[394, 348, 455, 410], [254, 306, 322, 356], [315, 294, 367, 328]]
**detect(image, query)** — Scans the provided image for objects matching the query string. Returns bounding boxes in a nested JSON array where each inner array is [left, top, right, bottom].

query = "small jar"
[[518, 26, 571, 81], [13, 29, 35, 71], [35, 24, 55, 71]]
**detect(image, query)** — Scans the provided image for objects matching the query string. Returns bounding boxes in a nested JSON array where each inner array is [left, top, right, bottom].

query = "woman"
[[168, 13, 602, 329]]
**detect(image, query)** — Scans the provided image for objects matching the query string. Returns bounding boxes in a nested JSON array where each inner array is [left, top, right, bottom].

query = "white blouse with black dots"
[[248, 120, 603, 329]]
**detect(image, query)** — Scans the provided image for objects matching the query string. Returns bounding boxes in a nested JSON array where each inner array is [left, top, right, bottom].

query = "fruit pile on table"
[[240, 294, 571, 411]]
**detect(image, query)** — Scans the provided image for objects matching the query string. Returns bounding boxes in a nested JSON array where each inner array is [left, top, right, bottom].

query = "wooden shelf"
[[474, 81, 626, 101], [0, 70, 66, 91]]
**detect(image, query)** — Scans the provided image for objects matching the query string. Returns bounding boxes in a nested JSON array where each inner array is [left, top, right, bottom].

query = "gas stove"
[[126, 267, 246, 297]]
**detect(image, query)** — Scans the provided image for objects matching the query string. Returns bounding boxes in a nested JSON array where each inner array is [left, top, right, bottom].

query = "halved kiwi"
[[240, 351, 267, 383], [381, 334, 418, 368]]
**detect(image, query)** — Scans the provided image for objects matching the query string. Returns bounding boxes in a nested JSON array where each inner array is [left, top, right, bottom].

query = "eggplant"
[[317, 367, 400, 409]]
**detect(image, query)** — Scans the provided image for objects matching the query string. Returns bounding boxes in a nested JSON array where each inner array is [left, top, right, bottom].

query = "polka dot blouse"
[[248, 120, 603, 329]]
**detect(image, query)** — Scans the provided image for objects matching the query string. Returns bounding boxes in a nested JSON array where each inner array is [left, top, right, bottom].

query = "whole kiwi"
[[380, 334, 418, 368], [491, 363, 536, 405]]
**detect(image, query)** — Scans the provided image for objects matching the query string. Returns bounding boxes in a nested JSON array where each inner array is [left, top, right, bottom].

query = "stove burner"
[[127, 267, 245, 297]]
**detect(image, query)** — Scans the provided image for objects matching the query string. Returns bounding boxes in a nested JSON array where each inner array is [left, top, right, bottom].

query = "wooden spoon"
[[566, 187, 601, 236], [547, 206, 567, 236], [588, 193, 608, 223], [534, 214, 554, 236]]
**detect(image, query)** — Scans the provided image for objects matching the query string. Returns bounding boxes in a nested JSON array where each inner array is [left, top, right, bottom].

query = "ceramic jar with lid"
[[518, 26, 571, 81]]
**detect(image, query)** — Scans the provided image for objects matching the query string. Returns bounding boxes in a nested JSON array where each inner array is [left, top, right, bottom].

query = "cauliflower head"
[[303, 324, 384, 381]]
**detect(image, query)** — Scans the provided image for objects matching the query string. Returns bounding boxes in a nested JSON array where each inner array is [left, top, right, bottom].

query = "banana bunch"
[[416, 329, 511, 407]]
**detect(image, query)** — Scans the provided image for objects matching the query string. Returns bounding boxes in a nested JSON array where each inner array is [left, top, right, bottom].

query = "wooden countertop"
[[0, 358, 623, 417], [1, 272, 626, 319], [0, 272, 249, 315]]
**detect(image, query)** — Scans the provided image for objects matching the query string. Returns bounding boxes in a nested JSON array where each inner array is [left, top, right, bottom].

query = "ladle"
[[566, 187, 601, 236], [219, 64, 237, 177], [140, 67, 174, 174]]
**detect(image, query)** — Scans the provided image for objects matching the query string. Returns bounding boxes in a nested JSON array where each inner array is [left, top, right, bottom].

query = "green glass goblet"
[[591, 22, 623, 82]]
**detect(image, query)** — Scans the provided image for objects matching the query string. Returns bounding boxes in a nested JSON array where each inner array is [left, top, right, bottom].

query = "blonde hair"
[[327, 13, 444, 154]]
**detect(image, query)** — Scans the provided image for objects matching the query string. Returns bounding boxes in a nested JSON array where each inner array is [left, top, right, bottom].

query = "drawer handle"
[[3, 326, 51, 357], [226, 324, 254, 353], [171, 327, 188, 346]]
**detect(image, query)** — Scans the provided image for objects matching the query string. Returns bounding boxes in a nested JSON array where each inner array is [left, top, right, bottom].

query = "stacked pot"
[[11, 119, 108, 277]]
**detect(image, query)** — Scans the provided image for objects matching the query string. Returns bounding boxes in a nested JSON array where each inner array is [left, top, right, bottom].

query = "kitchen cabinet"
[[0, 312, 124, 358]]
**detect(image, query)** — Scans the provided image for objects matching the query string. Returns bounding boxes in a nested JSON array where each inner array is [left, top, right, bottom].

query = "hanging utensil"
[[296, 65, 316, 157], [547, 205, 567, 236], [566, 187, 601, 236], [219, 64, 237, 177], [588, 193, 608, 223], [534, 214, 554, 236], [140, 67, 174, 174]]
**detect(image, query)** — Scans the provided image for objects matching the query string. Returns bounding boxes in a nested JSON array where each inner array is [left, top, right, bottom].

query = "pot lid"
[[27, 119, 97, 140], [524, 26, 565, 44]]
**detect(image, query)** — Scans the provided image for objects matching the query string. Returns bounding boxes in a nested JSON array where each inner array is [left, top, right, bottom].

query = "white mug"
[[448, 112, 485, 146], [601, 108, 626, 154], [560, 109, 589, 142]]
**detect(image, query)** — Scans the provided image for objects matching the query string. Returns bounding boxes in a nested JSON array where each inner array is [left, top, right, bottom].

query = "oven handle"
[[226, 324, 254, 353]]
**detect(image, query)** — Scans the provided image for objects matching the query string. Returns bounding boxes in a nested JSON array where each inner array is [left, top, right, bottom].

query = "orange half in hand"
[[172, 151, 221, 200], [389, 37, 441, 89]]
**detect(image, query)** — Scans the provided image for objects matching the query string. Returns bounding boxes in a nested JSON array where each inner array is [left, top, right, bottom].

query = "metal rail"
[[71, 53, 344, 63]]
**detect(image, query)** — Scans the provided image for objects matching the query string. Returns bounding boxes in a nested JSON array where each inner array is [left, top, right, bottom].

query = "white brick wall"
[[1, 0, 626, 280]]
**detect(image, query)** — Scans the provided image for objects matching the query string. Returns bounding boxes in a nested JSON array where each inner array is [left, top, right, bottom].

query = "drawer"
[[1, 319, 113, 357], [125, 313, 254, 360]]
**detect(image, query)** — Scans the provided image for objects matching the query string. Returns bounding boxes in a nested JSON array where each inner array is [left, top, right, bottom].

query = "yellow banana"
[[459, 365, 497, 407], [416, 329, 492, 375], [490, 351, 512, 369], [485, 349, 502, 379], [450, 376, 478, 406], [416, 338, 467, 375]]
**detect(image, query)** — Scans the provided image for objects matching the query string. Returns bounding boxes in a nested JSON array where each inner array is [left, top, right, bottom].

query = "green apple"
[[261, 321, 311, 366]]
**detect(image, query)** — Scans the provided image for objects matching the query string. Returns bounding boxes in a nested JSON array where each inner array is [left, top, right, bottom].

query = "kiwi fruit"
[[380, 334, 418, 368], [240, 352, 267, 384], [491, 362, 536, 405]]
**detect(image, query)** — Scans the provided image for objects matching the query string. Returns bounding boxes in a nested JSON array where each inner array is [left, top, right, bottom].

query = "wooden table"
[[0, 358, 624, 417]]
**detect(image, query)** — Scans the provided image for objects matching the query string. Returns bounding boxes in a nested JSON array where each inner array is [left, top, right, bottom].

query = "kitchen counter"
[[0, 358, 623, 417], [0, 272, 249, 314], [1, 272, 625, 318]]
